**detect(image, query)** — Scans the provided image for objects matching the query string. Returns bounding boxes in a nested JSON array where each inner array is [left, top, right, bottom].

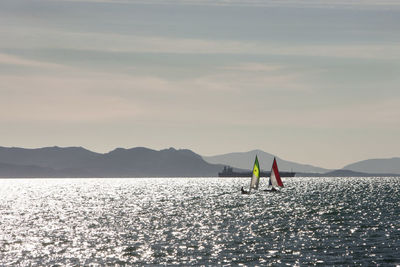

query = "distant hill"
[[203, 150, 330, 173], [343, 157, 400, 175], [295, 169, 400, 177], [0, 146, 99, 170], [0, 146, 223, 177], [0, 162, 65, 178], [85, 147, 223, 177], [323, 169, 399, 177]]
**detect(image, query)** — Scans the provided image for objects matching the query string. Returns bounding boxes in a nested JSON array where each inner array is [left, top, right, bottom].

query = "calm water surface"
[[0, 177, 399, 266]]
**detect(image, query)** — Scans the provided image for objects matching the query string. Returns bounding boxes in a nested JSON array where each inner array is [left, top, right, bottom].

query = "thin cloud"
[[0, 53, 64, 68], [2, 27, 399, 60], [0, 60, 311, 124], [258, 99, 400, 129], [55, 0, 400, 9], [222, 63, 283, 72]]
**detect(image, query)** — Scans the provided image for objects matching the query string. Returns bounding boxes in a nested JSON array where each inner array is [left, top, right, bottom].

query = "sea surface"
[[0, 177, 399, 266]]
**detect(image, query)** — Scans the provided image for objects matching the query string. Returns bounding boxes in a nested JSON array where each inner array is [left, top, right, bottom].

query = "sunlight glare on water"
[[0, 177, 399, 265]]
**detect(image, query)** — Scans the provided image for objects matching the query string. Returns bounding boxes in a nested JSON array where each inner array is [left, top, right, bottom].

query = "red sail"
[[272, 157, 284, 187]]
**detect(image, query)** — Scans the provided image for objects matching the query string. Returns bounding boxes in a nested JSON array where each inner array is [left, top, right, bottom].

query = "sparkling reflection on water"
[[0, 177, 399, 265]]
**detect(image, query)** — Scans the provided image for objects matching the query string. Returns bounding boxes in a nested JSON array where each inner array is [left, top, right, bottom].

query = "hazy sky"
[[1, 0, 399, 168]]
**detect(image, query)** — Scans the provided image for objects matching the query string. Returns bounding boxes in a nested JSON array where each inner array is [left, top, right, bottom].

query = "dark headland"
[[0, 146, 223, 178]]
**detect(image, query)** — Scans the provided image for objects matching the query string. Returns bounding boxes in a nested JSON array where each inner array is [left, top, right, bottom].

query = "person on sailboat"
[[241, 186, 250, 194]]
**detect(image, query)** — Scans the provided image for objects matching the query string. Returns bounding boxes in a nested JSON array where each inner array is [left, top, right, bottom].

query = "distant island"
[[0, 146, 223, 178], [0, 146, 399, 178]]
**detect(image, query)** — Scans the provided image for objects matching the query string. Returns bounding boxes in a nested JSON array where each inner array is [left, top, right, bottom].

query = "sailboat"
[[266, 157, 284, 191], [250, 155, 260, 191], [241, 155, 260, 194]]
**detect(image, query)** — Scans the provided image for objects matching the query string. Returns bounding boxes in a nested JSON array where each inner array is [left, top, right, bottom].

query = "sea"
[[0, 177, 399, 266]]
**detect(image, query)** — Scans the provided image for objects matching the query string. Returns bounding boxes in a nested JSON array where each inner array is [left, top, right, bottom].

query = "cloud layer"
[[0, 0, 399, 168]]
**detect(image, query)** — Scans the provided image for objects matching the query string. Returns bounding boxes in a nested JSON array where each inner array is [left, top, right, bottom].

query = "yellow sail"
[[249, 155, 260, 190]]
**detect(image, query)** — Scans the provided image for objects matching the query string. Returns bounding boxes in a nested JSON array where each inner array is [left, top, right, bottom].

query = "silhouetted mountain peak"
[[343, 157, 400, 174], [249, 149, 270, 154], [163, 148, 204, 161], [107, 147, 155, 155]]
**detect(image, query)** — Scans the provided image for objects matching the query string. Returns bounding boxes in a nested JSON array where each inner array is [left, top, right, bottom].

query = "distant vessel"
[[219, 165, 296, 177]]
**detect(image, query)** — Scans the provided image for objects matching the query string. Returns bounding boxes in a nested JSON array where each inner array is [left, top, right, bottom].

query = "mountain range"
[[0, 146, 399, 177], [0, 146, 222, 177]]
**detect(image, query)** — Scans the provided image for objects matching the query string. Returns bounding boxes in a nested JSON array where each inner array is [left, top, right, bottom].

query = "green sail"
[[249, 155, 260, 190]]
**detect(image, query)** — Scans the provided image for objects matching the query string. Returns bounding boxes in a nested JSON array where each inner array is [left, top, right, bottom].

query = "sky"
[[0, 0, 399, 169]]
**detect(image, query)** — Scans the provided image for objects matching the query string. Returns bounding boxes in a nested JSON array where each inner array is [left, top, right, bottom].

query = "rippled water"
[[0, 177, 399, 266]]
